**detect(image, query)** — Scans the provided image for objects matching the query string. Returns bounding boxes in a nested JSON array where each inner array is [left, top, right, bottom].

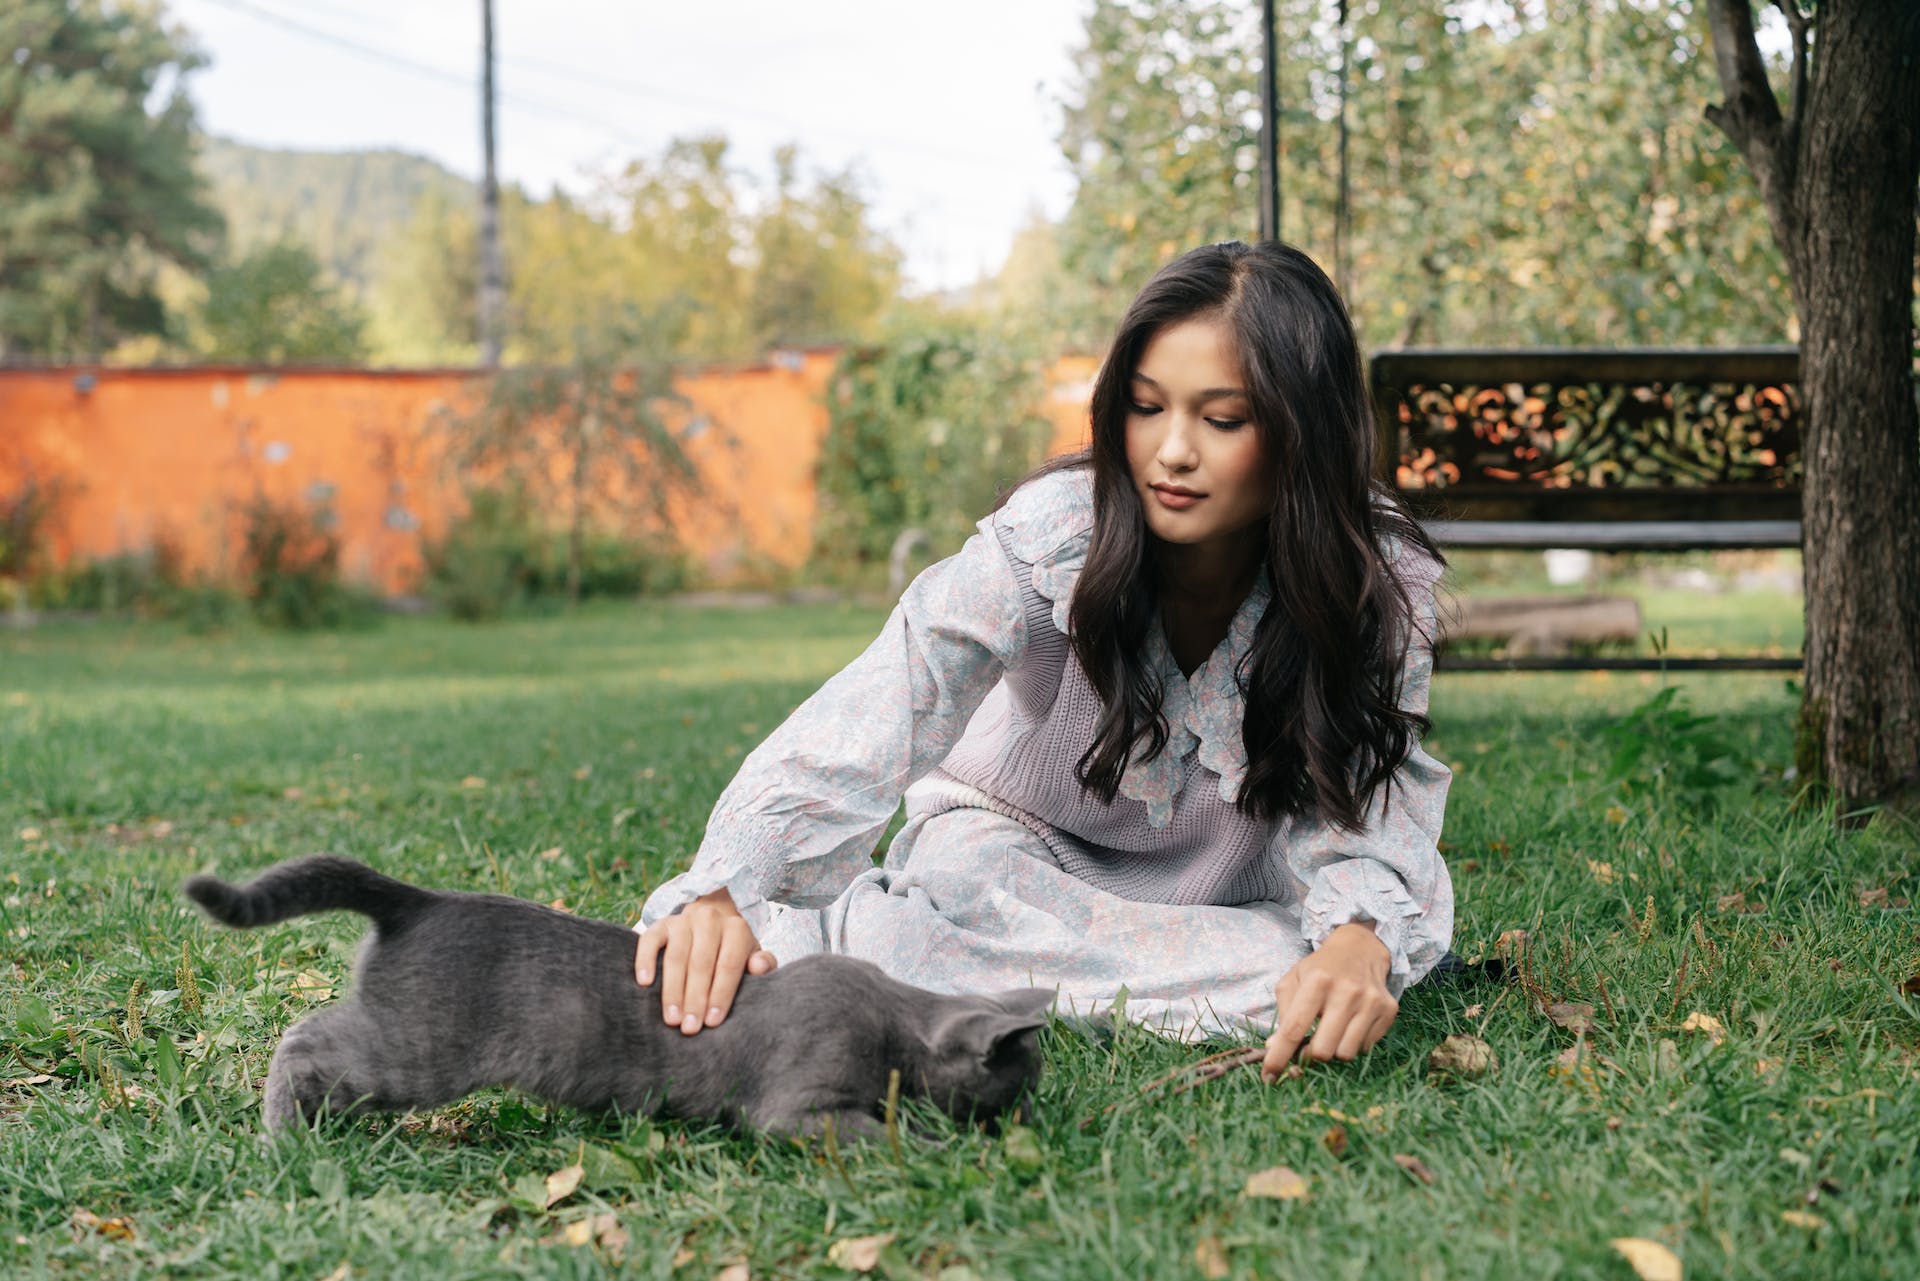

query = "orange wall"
[[0, 351, 1096, 594]]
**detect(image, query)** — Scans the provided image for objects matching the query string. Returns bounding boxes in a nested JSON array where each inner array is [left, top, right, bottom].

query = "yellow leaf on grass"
[[318, 1265, 350, 1281], [825, 1232, 895, 1272], [1242, 1166, 1310, 1200], [714, 1263, 750, 1281], [537, 847, 563, 861], [1780, 1210, 1827, 1230], [543, 1162, 583, 1208], [460, 776, 488, 790], [1194, 1236, 1230, 1278], [1587, 859, 1619, 886], [1546, 1002, 1596, 1034], [287, 971, 333, 1002], [1681, 1012, 1726, 1045], [1609, 1237, 1681, 1281], [69, 1208, 136, 1242], [1392, 1153, 1437, 1185]]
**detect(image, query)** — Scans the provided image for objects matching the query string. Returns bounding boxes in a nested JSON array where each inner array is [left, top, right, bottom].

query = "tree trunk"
[[1794, 2, 1920, 815], [1708, 0, 1920, 817]]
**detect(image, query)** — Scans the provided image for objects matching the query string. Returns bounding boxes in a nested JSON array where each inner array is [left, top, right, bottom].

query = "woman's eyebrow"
[[1131, 371, 1248, 399]]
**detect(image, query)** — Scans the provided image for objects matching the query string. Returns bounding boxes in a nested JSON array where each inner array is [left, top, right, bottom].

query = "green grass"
[[2, 600, 1915, 1279]]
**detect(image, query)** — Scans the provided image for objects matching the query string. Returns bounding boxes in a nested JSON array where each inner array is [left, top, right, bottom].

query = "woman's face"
[[1123, 314, 1270, 562]]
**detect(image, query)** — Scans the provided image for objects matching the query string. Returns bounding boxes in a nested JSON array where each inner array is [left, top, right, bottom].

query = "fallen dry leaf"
[[1857, 887, 1889, 908], [318, 1265, 350, 1281], [547, 898, 571, 913], [1609, 1237, 1681, 1281], [281, 787, 304, 800], [1780, 1210, 1827, 1230], [1901, 973, 1920, 997], [543, 1162, 584, 1209], [287, 971, 333, 1002], [1242, 1166, 1310, 1200], [1604, 805, 1629, 825], [825, 1233, 895, 1272], [537, 846, 563, 861], [1587, 859, 1619, 886], [3, 1074, 54, 1090], [1716, 891, 1765, 915], [1463, 1003, 1484, 1019], [18, 826, 41, 841], [1194, 1236, 1230, 1279], [1392, 1153, 1436, 1185], [1428, 1034, 1496, 1079], [1681, 1012, 1727, 1045], [1494, 929, 1530, 957], [460, 776, 487, 790], [1546, 1002, 1596, 1034], [714, 1263, 750, 1281], [1321, 1124, 1348, 1158], [69, 1208, 136, 1243]]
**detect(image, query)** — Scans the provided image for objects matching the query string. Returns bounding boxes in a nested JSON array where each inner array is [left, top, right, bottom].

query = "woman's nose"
[[1157, 416, 1201, 469]]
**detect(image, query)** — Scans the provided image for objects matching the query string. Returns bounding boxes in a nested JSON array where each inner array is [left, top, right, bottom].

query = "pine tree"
[[0, 0, 224, 360]]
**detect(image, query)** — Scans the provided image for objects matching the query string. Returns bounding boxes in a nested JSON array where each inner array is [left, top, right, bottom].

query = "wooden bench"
[[1369, 347, 1802, 672]]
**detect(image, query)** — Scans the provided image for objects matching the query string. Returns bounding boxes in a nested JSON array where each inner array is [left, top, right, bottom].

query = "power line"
[[196, 0, 1019, 177]]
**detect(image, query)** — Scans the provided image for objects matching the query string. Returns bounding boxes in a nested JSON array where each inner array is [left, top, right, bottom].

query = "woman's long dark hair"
[[1040, 240, 1440, 832]]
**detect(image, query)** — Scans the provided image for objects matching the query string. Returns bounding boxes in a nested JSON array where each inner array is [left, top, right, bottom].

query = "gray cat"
[[184, 856, 1052, 1137]]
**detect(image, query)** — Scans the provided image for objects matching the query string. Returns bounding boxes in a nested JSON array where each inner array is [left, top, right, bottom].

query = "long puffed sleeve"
[[1276, 547, 1454, 996], [638, 523, 1030, 936]]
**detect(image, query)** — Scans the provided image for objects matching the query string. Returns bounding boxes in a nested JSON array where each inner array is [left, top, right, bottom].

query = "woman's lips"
[[1151, 484, 1202, 510]]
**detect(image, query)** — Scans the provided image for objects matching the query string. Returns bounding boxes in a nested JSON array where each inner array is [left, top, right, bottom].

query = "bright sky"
[[167, 0, 1095, 294]]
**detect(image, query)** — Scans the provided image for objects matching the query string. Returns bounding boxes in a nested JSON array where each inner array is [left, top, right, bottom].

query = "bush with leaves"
[[423, 486, 689, 621], [813, 320, 1055, 571], [238, 495, 377, 630]]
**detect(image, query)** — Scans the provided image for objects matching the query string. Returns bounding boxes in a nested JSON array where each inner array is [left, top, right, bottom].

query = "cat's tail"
[[185, 856, 433, 933]]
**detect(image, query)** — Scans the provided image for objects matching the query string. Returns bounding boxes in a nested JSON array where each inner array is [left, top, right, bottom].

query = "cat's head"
[[920, 987, 1054, 1122]]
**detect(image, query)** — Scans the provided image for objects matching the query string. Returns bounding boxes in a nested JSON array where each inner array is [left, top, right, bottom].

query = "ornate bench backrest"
[[1369, 348, 1801, 523]]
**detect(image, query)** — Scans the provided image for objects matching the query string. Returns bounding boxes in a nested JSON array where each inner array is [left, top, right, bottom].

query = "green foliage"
[[442, 305, 699, 604], [1599, 684, 1752, 813], [383, 135, 900, 366], [1041, 0, 1796, 351], [421, 487, 687, 622], [0, 474, 64, 580], [195, 241, 370, 364], [195, 138, 471, 301], [0, 0, 224, 359], [31, 543, 243, 631], [814, 321, 1056, 568], [238, 495, 376, 630]]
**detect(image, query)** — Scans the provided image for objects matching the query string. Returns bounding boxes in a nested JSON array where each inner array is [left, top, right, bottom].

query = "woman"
[[635, 241, 1451, 1082]]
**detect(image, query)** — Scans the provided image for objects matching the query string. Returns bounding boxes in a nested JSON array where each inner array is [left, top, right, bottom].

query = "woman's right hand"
[[634, 887, 777, 1035]]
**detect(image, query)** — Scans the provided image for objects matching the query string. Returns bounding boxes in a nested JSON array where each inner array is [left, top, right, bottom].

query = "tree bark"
[[1706, 0, 1920, 816]]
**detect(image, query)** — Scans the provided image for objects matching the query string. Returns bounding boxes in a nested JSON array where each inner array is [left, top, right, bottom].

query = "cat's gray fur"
[[184, 855, 1052, 1137]]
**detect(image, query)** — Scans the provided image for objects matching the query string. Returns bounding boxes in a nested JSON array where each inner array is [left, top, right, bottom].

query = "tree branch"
[[1704, 0, 1804, 282], [1773, 0, 1810, 169]]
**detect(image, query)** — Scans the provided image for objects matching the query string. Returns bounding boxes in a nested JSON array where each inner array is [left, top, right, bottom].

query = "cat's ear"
[[992, 987, 1057, 1023], [928, 1004, 1048, 1065]]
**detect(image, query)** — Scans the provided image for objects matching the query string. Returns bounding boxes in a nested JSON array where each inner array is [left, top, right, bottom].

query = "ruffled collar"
[[995, 470, 1264, 827]]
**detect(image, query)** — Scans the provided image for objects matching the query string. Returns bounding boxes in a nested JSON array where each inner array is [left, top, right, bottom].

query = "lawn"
[[2, 596, 1915, 1280]]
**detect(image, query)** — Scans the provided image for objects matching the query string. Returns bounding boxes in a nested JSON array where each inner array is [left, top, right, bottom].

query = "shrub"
[[420, 487, 542, 621], [239, 495, 377, 630], [814, 321, 1054, 572], [422, 487, 688, 621], [0, 475, 65, 582]]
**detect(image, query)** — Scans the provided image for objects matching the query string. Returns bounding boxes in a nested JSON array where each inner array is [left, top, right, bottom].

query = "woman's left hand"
[[1261, 922, 1398, 1082]]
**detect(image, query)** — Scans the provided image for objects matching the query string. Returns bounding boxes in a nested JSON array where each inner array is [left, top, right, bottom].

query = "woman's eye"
[[1129, 402, 1162, 416], [1205, 418, 1248, 431]]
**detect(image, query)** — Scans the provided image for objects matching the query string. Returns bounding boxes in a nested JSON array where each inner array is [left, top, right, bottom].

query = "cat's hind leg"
[[262, 1006, 391, 1133]]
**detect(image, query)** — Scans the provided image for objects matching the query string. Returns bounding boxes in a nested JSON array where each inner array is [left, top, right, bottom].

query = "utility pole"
[[477, 0, 506, 368], [1258, 0, 1280, 242]]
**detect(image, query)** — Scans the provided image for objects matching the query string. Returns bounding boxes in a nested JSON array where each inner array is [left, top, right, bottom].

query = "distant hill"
[[195, 137, 474, 298]]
